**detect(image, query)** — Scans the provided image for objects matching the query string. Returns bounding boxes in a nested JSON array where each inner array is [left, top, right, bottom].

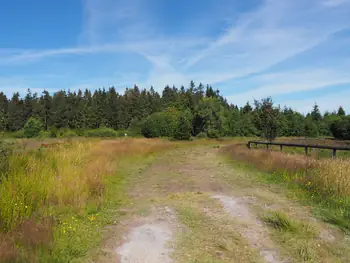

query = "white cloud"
[[1, 0, 349, 113], [226, 68, 350, 105], [181, 0, 350, 83], [279, 89, 350, 114]]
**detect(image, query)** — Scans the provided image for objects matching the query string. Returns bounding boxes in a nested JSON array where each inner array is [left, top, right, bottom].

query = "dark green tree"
[[330, 117, 350, 140], [254, 98, 279, 141], [337, 106, 346, 116], [174, 110, 192, 140], [310, 103, 322, 122], [24, 117, 43, 138]]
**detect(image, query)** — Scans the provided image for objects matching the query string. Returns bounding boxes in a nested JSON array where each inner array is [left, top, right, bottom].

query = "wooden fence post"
[[332, 149, 337, 159], [280, 145, 283, 152], [248, 142, 251, 149], [305, 147, 308, 156]]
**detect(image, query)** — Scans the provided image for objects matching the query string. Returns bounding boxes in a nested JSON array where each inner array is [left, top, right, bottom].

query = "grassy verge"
[[260, 211, 345, 262], [0, 138, 172, 263], [223, 145, 350, 232]]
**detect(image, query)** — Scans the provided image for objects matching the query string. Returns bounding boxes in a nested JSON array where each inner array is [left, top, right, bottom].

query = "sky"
[[0, 0, 349, 114]]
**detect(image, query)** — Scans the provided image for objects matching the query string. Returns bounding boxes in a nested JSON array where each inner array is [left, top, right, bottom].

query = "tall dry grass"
[[224, 145, 350, 199], [0, 138, 172, 262]]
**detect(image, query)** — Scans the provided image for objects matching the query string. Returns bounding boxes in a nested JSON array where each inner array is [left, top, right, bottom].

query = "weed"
[[262, 211, 298, 232]]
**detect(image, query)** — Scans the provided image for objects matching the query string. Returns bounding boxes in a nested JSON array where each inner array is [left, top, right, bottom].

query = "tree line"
[[0, 81, 348, 140]]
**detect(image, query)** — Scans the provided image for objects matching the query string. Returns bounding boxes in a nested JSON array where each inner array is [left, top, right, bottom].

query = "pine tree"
[[337, 106, 345, 116], [174, 111, 192, 140], [8, 93, 25, 131], [254, 98, 279, 141], [311, 103, 322, 122]]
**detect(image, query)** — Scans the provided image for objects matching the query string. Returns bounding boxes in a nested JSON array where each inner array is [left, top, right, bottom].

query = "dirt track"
[[92, 145, 350, 263]]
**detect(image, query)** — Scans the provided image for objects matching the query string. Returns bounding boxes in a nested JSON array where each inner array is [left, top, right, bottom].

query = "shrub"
[[12, 130, 26, 138], [85, 128, 117, 137], [196, 132, 207, 139], [174, 111, 192, 140], [128, 118, 145, 136], [330, 117, 350, 140], [49, 126, 59, 138], [24, 118, 43, 138], [117, 130, 129, 137], [207, 128, 220, 139], [38, 130, 50, 139], [304, 120, 319, 137], [142, 108, 180, 138], [61, 130, 77, 138]]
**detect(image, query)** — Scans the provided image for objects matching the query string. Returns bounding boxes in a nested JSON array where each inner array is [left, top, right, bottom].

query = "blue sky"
[[0, 0, 349, 113]]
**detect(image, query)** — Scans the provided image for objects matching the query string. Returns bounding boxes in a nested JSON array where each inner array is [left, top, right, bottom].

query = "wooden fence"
[[247, 141, 350, 158]]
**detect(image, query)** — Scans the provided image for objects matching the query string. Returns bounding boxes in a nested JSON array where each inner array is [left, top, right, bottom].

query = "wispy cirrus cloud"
[[0, 0, 349, 112], [225, 68, 350, 105]]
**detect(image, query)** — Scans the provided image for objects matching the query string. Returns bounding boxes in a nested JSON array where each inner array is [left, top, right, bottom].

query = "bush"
[[50, 126, 59, 138], [207, 128, 220, 139], [141, 108, 181, 138], [304, 120, 319, 137], [24, 118, 43, 138], [174, 111, 192, 140], [85, 128, 117, 137], [61, 130, 77, 138], [117, 130, 129, 137], [38, 130, 51, 139], [12, 130, 26, 138], [196, 132, 207, 139], [128, 118, 145, 136], [331, 117, 350, 140]]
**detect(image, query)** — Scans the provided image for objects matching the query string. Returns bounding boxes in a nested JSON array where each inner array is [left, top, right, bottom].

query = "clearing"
[[90, 144, 350, 263]]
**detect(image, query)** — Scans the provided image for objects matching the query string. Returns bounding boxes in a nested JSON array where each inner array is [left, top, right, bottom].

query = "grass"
[[261, 211, 316, 236], [260, 211, 346, 263], [173, 198, 260, 263], [254, 137, 350, 159], [0, 138, 173, 263], [262, 211, 299, 232], [223, 144, 350, 232]]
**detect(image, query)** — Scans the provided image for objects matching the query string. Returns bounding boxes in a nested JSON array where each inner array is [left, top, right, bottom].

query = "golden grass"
[[0, 138, 173, 262], [224, 144, 350, 198]]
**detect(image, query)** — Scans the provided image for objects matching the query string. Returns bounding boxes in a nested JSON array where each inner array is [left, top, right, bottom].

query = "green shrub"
[[174, 111, 192, 140], [24, 118, 43, 138], [85, 128, 117, 137], [75, 129, 86, 136], [304, 120, 319, 137], [196, 132, 207, 139], [117, 130, 129, 137], [141, 108, 181, 138], [12, 130, 26, 138], [129, 118, 145, 136], [331, 117, 350, 140], [38, 130, 51, 139], [50, 126, 59, 138], [207, 128, 220, 139], [61, 130, 78, 138]]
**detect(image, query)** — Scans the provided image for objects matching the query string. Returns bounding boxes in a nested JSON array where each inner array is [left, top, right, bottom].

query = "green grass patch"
[[174, 204, 260, 263], [262, 211, 298, 232]]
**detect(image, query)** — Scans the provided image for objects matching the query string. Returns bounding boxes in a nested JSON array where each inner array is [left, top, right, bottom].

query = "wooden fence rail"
[[247, 141, 350, 158]]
